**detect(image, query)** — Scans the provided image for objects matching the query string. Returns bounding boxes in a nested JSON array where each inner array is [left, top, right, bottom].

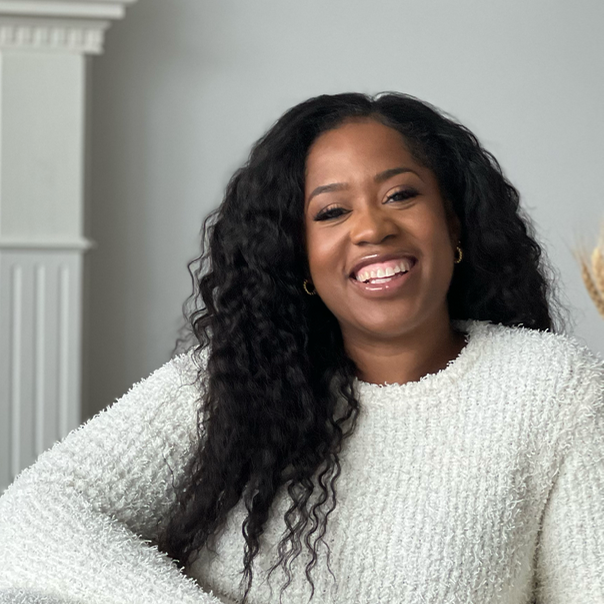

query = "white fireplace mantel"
[[0, 1, 137, 19], [0, 0, 138, 493], [0, 0, 137, 54]]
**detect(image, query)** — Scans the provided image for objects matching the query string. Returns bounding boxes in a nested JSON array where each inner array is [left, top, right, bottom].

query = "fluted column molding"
[[0, 0, 137, 493]]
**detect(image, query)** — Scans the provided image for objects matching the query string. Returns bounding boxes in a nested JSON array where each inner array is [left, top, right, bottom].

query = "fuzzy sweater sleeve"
[[0, 352, 224, 604], [534, 356, 604, 603]]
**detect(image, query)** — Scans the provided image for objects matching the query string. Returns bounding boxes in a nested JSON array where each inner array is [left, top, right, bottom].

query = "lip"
[[348, 252, 417, 279]]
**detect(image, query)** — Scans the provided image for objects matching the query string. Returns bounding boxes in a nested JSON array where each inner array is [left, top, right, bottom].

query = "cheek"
[[415, 214, 456, 283], [308, 247, 336, 284], [304, 227, 319, 275], [305, 229, 342, 282], [433, 233, 456, 287], [424, 208, 456, 253]]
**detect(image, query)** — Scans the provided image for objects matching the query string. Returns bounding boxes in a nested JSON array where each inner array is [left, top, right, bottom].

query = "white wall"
[[85, 0, 604, 419]]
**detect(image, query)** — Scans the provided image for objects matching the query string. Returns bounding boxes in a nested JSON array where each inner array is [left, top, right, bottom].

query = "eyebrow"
[[374, 167, 416, 184], [307, 167, 418, 204]]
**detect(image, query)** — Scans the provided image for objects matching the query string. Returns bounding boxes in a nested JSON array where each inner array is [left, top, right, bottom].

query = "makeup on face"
[[304, 118, 459, 343]]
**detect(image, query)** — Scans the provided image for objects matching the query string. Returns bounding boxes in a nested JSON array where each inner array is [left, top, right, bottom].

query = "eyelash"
[[313, 188, 418, 221], [387, 188, 418, 203], [313, 206, 347, 221]]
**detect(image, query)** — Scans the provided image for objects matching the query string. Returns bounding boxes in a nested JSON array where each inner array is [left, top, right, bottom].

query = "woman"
[[0, 93, 602, 604]]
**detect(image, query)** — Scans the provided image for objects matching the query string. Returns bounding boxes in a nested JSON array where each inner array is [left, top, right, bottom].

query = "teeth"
[[354, 258, 414, 283]]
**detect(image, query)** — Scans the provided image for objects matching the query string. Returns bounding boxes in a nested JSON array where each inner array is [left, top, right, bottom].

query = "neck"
[[344, 317, 467, 386]]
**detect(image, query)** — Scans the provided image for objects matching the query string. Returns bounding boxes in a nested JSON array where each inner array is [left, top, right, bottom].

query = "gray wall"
[[84, 0, 604, 420]]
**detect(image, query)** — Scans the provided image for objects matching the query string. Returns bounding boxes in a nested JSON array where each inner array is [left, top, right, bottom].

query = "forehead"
[[305, 119, 418, 183]]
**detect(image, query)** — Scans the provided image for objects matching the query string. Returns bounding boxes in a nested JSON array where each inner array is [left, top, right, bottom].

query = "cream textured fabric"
[[0, 319, 603, 604]]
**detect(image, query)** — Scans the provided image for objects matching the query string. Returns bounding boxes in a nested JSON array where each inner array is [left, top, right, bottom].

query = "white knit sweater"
[[0, 319, 603, 604]]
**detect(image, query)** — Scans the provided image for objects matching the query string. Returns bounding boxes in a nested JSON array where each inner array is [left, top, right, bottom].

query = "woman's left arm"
[[534, 369, 604, 603]]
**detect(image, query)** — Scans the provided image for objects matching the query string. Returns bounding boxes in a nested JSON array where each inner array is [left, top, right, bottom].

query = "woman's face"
[[304, 118, 460, 344]]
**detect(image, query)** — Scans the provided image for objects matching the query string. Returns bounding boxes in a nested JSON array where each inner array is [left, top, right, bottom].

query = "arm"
[[0, 352, 225, 604], [533, 370, 604, 603]]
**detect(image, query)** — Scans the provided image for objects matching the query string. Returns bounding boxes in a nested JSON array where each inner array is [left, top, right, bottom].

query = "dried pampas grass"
[[574, 223, 604, 319]]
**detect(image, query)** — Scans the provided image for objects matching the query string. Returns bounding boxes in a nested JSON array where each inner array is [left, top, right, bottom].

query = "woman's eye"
[[314, 206, 348, 221], [386, 188, 418, 203]]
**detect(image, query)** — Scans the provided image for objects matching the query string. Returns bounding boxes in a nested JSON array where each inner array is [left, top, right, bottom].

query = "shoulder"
[[463, 318, 603, 378], [93, 347, 209, 438], [457, 320, 604, 459], [462, 318, 604, 417], [53, 347, 208, 460], [133, 347, 202, 392], [110, 346, 207, 410]]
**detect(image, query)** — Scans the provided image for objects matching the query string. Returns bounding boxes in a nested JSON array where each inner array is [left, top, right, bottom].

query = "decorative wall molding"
[[0, 0, 138, 492], [0, 250, 82, 488], [0, 18, 108, 54], [0, 1, 137, 21], [0, 237, 95, 251], [0, 0, 137, 54]]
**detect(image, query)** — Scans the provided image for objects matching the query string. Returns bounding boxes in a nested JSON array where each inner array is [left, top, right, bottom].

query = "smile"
[[349, 258, 417, 294], [353, 257, 414, 283]]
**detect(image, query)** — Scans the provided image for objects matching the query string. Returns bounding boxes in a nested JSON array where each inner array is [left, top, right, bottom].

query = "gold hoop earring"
[[454, 246, 463, 264], [303, 279, 317, 296]]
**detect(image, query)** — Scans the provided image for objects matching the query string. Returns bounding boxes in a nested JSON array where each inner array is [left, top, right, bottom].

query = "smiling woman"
[[0, 93, 603, 604]]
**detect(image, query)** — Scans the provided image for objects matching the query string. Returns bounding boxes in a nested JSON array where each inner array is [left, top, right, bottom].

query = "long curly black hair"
[[156, 92, 567, 602]]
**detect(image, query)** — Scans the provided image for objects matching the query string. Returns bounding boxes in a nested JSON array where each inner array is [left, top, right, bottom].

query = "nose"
[[349, 203, 398, 245]]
